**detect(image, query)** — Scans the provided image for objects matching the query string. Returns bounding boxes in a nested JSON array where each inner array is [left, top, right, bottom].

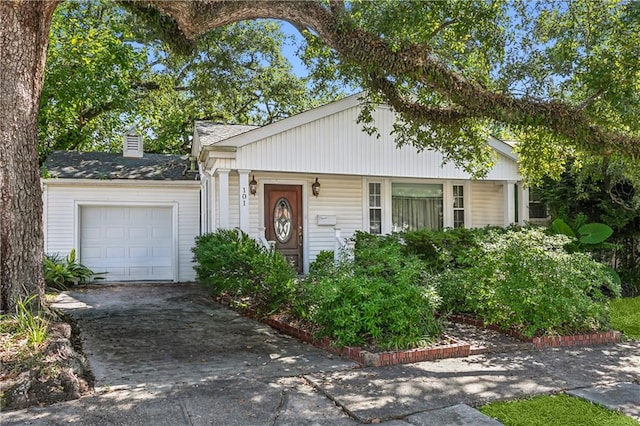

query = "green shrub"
[[192, 229, 296, 315], [44, 249, 104, 290], [192, 229, 264, 295], [401, 226, 485, 270], [433, 228, 621, 337], [309, 250, 335, 276], [305, 232, 442, 350]]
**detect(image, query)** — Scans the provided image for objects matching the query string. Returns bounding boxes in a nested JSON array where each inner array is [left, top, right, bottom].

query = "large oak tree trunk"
[[0, 1, 58, 312]]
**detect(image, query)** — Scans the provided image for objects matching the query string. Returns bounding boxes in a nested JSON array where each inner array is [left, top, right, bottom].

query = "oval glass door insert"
[[274, 197, 292, 243]]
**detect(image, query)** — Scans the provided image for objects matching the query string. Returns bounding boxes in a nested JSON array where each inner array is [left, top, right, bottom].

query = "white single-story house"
[[42, 93, 532, 281]]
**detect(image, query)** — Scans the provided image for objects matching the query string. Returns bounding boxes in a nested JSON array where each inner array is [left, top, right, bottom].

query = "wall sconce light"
[[312, 177, 321, 197], [249, 175, 258, 195]]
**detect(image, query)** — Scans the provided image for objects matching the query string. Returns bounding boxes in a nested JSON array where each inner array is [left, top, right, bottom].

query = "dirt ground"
[[0, 316, 94, 411]]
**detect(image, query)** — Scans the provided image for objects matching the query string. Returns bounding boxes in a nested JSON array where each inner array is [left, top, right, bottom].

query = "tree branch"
[[142, 0, 640, 158]]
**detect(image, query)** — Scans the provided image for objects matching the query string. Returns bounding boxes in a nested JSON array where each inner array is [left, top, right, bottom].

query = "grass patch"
[[480, 394, 638, 426], [609, 296, 640, 339], [0, 296, 49, 349]]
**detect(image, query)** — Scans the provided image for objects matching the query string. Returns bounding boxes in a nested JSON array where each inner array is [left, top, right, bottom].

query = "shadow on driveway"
[[52, 282, 357, 391]]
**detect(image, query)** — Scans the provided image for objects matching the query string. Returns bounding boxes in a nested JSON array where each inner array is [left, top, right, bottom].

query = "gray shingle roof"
[[194, 122, 258, 146], [43, 151, 198, 181]]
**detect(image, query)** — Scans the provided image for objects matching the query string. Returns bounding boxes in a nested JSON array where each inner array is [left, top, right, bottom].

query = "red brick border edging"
[[264, 317, 471, 367], [447, 315, 622, 348]]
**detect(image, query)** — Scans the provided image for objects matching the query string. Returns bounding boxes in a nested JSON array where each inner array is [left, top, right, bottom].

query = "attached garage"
[[80, 206, 174, 281], [42, 150, 201, 283]]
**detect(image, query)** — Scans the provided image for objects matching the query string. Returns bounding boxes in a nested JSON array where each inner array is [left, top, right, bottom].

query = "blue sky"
[[279, 21, 309, 78]]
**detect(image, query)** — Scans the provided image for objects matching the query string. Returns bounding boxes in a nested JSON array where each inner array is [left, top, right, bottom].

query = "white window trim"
[[364, 178, 471, 233], [451, 181, 471, 228], [363, 179, 384, 235]]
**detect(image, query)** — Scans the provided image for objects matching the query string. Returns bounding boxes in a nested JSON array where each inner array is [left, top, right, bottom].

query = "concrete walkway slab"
[[568, 382, 640, 420], [306, 342, 640, 422], [0, 377, 357, 426], [406, 404, 503, 425]]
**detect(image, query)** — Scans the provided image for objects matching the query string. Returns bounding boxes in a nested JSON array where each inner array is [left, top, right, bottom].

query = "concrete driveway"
[[2, 282, 639, 425], [50, 282, 357, 391]]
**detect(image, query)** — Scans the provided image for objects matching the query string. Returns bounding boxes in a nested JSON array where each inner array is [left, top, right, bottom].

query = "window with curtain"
[[453, 184, 465, 228], [368, 182, 382, 234], [392, 183, 443, 231]]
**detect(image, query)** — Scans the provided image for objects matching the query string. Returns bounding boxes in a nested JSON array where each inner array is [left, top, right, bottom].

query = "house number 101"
[[241, 187, 247, 206]]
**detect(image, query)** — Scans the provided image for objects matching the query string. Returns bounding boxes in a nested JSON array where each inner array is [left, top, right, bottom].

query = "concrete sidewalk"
[[1, 283, 639, 425]]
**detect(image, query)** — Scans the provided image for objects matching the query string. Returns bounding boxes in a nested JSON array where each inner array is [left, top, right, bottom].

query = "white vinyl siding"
[[471, 181, 504, 227], [233, 104, 520, 182], [307, 175, 362, 264], [42, 180, 200, 282], [239, 172, 362, 269]]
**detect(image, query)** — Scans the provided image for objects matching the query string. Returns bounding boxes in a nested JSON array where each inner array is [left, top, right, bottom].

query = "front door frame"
[[259, 178, 309, 274]]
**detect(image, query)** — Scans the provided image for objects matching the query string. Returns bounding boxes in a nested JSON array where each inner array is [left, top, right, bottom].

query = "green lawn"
[[609, 296, 640, 339], [480, 394, 638, 426]]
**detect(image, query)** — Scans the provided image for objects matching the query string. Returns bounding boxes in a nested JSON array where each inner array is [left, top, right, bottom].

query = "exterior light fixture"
[[249, 175, 258, 195], [312, 177, 321, 197]]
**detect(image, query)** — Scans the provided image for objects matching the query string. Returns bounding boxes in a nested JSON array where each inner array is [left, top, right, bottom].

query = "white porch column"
[[443, 181, 454, 229], [238, 169, 250, 233], [518, 183, 529, 225], [200, 173, 209, 234], [503, 180, 516, 226], [218, 169, 230, 229]]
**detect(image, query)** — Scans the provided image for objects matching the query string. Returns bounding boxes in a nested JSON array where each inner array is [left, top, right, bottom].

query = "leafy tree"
[[39, 1, 334, 161], [538, 156, 640, 295], [2, 0, 640, 311], [38, 0, 147, 160]]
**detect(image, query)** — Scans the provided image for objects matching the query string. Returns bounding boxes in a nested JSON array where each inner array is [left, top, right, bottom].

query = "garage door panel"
[[105, 247, 126, 258], [129, 247, 149, 258], [129, 227, 149, 239], [81, 206, 173, 281], [129, 209, 148, 221], [82, 228, 103, 239], [106, 208, 126, 221], [105, 227, 125, 239]]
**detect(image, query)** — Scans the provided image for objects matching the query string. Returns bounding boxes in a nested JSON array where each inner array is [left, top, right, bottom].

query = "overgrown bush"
[[308, 250, 335, 276], [44, 249, 104, 290], [432, 228, 621, 337], [401, 227, 489, 270], [192, 229, 296, 315], [304, 232, 442, 349]]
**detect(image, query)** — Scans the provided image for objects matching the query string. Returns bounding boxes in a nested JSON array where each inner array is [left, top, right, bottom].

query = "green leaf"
[[551, 218, 576, 237], [577, 223, 613, 244]]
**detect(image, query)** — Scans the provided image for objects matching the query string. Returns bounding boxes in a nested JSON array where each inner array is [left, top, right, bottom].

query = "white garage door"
[[80, 206, 173, 281]]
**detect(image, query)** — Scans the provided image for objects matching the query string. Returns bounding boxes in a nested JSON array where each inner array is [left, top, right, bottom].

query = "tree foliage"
[[39, 0, 338, 161], [3, 0, 640, 312], [129, 0, 640, 180]]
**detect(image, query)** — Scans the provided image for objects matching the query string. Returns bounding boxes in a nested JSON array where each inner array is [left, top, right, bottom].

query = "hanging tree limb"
[[137, 0, 639, 159]]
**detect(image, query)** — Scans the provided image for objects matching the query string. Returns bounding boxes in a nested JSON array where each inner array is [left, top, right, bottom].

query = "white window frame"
[[367, 181, 383, 234], [364, 178, 471, 234], [452, 183, 466, 228]]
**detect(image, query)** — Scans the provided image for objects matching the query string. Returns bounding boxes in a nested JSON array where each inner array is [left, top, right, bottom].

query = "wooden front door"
[[265, 184, 303, 273]]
